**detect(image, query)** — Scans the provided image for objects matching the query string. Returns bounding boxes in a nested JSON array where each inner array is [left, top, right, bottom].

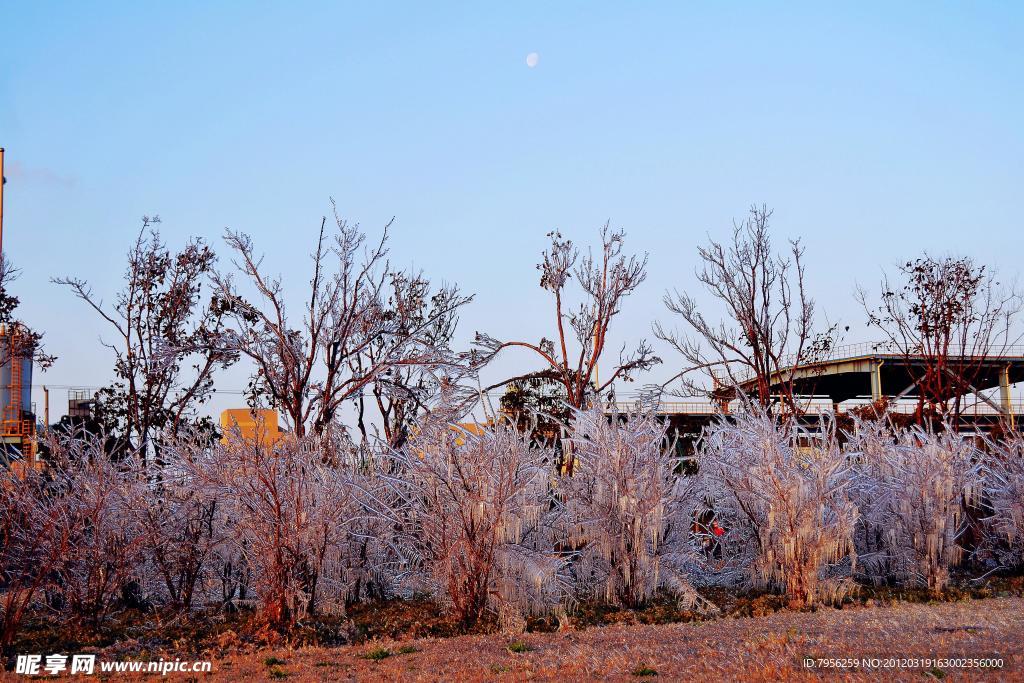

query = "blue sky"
[[1, 2, 1022, 419]]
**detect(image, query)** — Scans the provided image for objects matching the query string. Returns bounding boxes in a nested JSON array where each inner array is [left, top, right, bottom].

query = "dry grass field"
[[13, 596, 1014, 681]]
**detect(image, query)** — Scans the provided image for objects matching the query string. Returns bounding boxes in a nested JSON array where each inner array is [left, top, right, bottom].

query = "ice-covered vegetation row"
[[2, 405, 1023, 649]]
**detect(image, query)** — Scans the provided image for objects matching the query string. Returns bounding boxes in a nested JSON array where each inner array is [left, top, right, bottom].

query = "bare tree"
[[476, 224, 659, 412], [348, 271, 471, 448], [213, 204, 471, 439], [656, 205, 832, 412], [54, 218, 235, 457], [857, 255, 1022, 427]]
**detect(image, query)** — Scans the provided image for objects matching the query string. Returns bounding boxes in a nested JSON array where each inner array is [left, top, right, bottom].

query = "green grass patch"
[[506, 641, 532, 653], [263, 656, 286, 667], [362, 646, 393, 661], [632, 665, 658, 677]]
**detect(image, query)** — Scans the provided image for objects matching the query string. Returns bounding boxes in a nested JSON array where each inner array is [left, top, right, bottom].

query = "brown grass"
[[9, 597, 1019, 681]]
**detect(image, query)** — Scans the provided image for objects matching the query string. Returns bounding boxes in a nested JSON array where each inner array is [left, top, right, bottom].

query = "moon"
[[526, 52, 540, 68]]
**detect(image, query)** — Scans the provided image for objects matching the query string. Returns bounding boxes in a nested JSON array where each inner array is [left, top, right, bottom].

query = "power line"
[[28, 384, 664, 399]]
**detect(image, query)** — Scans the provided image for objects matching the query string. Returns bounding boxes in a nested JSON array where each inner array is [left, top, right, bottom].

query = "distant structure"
[[712, 342, 1023, 430], [220, 408, 282, 446], [0, 324, 37, 467], [0, 148, 41, 470], [612, 342, 1024, 442], [66, 388, 97, 420]]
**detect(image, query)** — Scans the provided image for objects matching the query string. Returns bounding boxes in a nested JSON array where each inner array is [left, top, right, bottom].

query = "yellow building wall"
[[220, 409, 282, 446]]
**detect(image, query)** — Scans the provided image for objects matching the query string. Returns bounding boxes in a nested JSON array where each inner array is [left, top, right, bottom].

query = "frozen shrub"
[[0, 467, 75, 651], [697, 406, 857, 607], [977, 432, 1024, 570], [120, 445, 225, 613], [43, 435, 147, 625], [210, 544, 252, 610], [20, 430, 225, 626], [558, 408, 710, 611], [181, 433, 368, 627], [331, 438, 410, 605], [843, 417, 893, 577], [846, 420, 982, 592], [394, 417, 562, 630]]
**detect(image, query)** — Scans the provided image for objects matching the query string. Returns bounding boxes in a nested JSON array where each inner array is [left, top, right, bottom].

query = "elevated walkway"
[[609, 342, 1024, 432]]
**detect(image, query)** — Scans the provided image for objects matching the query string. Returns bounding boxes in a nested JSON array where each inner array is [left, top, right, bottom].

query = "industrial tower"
[[0, 147, 39, 469]]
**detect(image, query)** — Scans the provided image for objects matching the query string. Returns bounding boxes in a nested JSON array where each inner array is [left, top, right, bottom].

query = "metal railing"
[[804, 341, 1024, 362], [710, 341, 1024, 386], [608, 400, 1024, 417], [609, 401, 722, 415]]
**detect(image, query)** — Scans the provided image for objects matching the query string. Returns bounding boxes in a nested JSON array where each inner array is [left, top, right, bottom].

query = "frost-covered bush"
[[6, 403, 1022, 642], [120, 441, 224, 613], [697, 407, 857, 606], [977, 433, 1024, 570], [558, 409, 709, 611], [182, 433, 370, 627], [846, 420, 982, 592], [12, 431, 226, 628], [0, 466, 76, 650], [42, 435, 147, 625], [395, 417, 562, 631]]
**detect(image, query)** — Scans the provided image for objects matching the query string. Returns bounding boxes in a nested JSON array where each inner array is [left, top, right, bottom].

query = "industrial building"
[[0, 148, 41, 472]]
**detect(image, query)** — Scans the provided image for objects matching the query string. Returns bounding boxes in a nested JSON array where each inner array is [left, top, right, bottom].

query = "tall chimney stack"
[[0, 147, 5, 260]]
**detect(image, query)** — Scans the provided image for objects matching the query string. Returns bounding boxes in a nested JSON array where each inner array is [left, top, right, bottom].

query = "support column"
[[1000, 364, 1015, 430], [870, 360, 884, 402]]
